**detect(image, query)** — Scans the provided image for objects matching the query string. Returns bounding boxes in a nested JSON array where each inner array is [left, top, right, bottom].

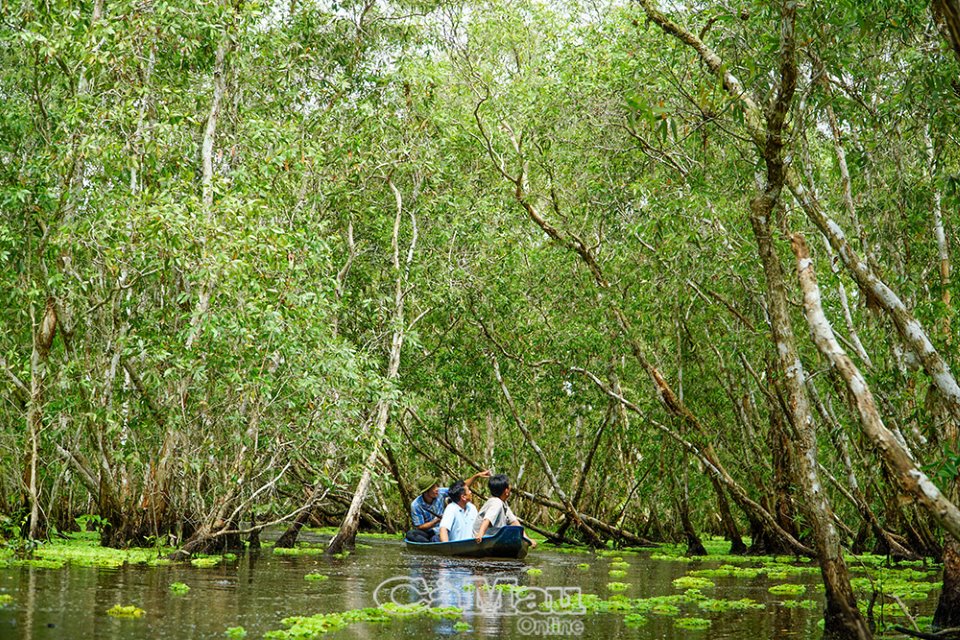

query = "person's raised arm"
[[439, 527, 450, 542], [464, 469, 491, 489]]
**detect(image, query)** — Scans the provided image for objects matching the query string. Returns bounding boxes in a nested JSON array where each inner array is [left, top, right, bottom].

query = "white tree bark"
[[792, 234, 960, 542], [637, 0, 960, 424]]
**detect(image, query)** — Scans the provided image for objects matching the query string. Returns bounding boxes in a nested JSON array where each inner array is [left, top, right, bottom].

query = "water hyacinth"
[[676, 617, 711, 630], [264, 604, 463, 639], [672, 576, 715, 590], [768, 584, 806, 596], [107, 604, 145, 618], [304, 572, 330, 581]]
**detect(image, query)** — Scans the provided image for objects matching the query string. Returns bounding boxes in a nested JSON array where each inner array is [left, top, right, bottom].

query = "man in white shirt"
[[473, 473, 537, 547], [438, 480, 479, 542]]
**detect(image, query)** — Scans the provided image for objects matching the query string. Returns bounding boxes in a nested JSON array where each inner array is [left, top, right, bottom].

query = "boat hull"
[[404, 525, 529, 559]]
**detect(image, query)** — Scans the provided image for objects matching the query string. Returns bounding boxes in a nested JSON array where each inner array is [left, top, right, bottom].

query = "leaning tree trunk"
[[742, 2, 869, 635], [751, 212, 869, 640], [793, 234, 960, 635], [326, 179, 413, 555], [791, 235, 960, 542], [25, 298, 57, 540]]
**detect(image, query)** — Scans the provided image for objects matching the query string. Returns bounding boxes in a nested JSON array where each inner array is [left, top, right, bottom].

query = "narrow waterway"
[[0, 530, 941, 639]]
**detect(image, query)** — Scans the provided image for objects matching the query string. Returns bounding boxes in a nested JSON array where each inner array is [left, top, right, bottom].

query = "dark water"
[[0, 533, 940, 639]]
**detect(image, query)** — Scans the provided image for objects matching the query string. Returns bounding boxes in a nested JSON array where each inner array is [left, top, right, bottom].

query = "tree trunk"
[[25, 298, 57, 540], [327, 179, 412, 555], [934, 539, 960, 629], [792, 234, 960, 542], [741, 3, 869, 633], [708, 474, 747, 554], [678, 459, 707, 556]]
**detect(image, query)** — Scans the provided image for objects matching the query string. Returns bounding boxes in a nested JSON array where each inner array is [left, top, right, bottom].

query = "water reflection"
[[0, 535, 943, 640]]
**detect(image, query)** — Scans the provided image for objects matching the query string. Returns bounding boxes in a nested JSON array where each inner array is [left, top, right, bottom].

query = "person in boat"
[[438, 480, 479, 542], [406, 470, 490, 543], [473, 473, 537, 547]]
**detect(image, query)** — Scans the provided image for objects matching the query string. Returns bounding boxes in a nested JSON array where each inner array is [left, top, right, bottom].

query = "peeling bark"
[[792, 234, 960, 542]]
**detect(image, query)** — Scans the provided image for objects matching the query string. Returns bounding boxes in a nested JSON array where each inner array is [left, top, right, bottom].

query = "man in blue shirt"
[[407, 470, 490, 542], [439, 480, 478, 542]]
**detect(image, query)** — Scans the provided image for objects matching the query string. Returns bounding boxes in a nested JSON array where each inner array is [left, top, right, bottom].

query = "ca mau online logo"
[[373, 576, 586, 616]]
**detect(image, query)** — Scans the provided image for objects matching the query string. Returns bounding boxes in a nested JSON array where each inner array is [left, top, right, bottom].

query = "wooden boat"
[[404, 525, 530, 559]]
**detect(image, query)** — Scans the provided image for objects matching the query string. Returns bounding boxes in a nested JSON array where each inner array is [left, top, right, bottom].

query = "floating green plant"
[[606, 582, 630, 592], [16, 558, 65, 570], [597, 549, 639, 557], [781, 599, 819, 610], [169, 582, 190, 594], [675, 617, 711, 630], [462, 584, 476, 592], [650, 553, 694, 563], [608, 569, 627, 578], [697, 598, 764, 612], [190, 556, 220, 568], [264, 604, 463, 639], [648, 603, 681, 616], [222, 553, 238, 562], [576, 563, 590, 570], [357, 532, 402, 541], [107, 604, 145, 618], [304, 572, 329, 582], [453, 621, 471, 632], [332, 551, 350, 559], [672, 576, 715, 590], [225, 627, 247, 638], [768, 584, 806, 596], [623, 613, 647, 627], [552, 545, 593, 555], [609, 561, 630, 569], [494, 584, 529, 596], [23, 533, 172, 568], [355, 543, 373, 550], [272, 547, 324, 556], [0, 594, 12, 606], [689, 565, 761, 579], [526, 568, 543, 576]]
